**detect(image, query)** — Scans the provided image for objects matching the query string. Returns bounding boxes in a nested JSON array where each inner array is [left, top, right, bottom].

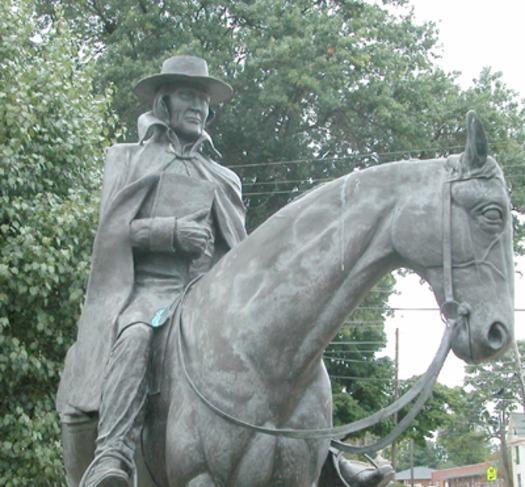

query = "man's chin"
[[175, 128, 202, 144]]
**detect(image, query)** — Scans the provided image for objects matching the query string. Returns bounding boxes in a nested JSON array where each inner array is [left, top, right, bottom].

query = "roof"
[[396, 466, 436, 481], [432, 462, 494, 481]]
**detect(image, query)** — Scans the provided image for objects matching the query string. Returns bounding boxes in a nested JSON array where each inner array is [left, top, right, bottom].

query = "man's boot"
[[319, 447, 395, 487], [337, 459, 395, 487]]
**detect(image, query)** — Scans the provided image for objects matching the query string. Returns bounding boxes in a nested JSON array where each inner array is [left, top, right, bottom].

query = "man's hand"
[[129, 209, 211, 256], [173, 208, 212, 257], [129, 218, 153, 249]]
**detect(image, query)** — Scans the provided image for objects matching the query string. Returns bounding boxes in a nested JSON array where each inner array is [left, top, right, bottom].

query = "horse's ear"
[[462, 110, 488, 170]]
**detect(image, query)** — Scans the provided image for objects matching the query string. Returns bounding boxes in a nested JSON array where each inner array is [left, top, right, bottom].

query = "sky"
[[406, 0, 525, 97], [381, 0, 525, 387]]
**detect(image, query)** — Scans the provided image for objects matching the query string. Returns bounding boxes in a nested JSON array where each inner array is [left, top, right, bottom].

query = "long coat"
[[56, 128, 246, 414]]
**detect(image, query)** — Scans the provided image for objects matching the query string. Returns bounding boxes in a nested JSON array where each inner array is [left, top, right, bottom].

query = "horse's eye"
[[482, 207, 503, 222]]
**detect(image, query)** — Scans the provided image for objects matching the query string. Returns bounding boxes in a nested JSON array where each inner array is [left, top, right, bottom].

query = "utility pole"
[[513, 340, 525, 413], [391, 328, 399, 470], [410, 438, 415, 487]]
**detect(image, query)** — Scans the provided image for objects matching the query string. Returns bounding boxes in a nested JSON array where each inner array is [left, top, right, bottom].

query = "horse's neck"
[[278, 170, 403, 353], [191, 161, 434, 381]]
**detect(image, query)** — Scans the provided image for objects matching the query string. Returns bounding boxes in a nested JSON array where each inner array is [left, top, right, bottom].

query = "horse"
[[68, 111, 515, 486]]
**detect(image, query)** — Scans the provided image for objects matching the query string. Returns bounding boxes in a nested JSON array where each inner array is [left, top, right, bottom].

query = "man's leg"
[[80, 323, 153, 487]]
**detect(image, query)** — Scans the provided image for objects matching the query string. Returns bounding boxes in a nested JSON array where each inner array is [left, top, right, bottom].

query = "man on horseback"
[[56, 54, 394, 487], [56, 55, 246, 486]]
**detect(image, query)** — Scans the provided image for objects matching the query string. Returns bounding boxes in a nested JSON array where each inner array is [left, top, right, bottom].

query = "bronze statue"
[[56, 56, 514, 487], [56, 56, 247, 486]]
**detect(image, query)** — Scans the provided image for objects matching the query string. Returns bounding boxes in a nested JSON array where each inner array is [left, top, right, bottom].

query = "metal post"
[[391, 328, 399, 469]]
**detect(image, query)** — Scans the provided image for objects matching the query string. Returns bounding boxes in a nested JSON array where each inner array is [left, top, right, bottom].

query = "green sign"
[[487, 466, 497, 481]]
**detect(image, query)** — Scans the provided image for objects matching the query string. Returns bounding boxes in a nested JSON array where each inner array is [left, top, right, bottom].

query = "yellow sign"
[[487, 466, 497, 481]]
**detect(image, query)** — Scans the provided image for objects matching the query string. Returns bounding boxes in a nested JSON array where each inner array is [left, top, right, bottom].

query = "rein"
[[177, 168, 481, 454], [178, 310, 454, 453]]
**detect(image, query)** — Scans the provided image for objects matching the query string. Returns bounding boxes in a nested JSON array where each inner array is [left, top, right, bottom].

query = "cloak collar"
[[137, 111, 222, 159]]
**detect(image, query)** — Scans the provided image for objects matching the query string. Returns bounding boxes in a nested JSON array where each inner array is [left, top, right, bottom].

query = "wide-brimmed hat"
[[134, 55, 233, 105]]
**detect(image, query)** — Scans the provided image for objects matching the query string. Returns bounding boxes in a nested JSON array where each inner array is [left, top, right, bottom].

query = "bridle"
[[177, 164, 502, 454], [439, 163, 507, 362], [439, 173, 474, 359]]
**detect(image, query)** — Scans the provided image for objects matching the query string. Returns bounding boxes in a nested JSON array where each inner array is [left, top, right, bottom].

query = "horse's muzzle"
[[451, 319, 511, 364]]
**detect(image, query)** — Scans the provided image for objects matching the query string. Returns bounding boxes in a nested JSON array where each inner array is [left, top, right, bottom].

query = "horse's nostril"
[[488, 322, 507, 351]]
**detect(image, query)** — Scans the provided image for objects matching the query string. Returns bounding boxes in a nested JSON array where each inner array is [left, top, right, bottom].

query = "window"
[[517, 446, 521, 465]]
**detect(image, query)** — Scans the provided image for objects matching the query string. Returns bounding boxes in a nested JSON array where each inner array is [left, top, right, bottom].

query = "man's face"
[[167, 85, 210, 142]]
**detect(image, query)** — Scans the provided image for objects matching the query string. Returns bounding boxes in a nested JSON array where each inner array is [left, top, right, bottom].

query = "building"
[[508, 412, 525, 487], [431, 462, 503, 487], [396, 466, 435, 486]]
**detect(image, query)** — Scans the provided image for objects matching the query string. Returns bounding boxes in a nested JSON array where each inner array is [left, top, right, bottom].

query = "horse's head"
[[392, 111, 514, 364]]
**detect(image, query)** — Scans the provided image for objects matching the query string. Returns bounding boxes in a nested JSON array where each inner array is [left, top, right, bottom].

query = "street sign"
[[487, 466, 497, 481]]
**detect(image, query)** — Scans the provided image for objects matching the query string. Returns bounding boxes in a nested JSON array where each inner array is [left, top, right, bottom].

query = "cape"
[[57, 126, 246, 413]]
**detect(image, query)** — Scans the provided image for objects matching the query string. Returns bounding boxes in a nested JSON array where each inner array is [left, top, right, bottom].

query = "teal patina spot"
[[151, 308, 166, 328]]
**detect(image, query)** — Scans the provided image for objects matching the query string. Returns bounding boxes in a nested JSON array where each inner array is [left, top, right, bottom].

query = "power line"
[[239, 171, 525, 186], [229, 142, 525, 171], [242, 175, 525, 197], [323, 355, 382, 364], [233, 145, 525, 200], [324, 349, 382, 354], [239, 165, 525, 188], [242, 177, 330, 187], [328, 341, 386, 345], [328, 375, 394, 382], [229, 145, 470, 169]]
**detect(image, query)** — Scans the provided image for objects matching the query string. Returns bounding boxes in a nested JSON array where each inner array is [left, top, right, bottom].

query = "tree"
[[386, 381, 464, 452], [31, 0, 471, 220], [32, 0, 455, 447], [326, 279, 397, 438], [0, 1, 115, 484], [395, 438, 447, 470], [460, 68, 525, 251], [435, 389, 492, 467], [33, 0, 525, 256], [461, 340, 525, 484]]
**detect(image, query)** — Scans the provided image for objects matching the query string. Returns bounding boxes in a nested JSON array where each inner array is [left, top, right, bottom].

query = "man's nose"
[[188, 94, 207, 109]]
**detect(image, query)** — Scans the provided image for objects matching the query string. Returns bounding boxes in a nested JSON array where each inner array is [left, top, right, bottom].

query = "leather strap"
[[178, 294, 453, 442]]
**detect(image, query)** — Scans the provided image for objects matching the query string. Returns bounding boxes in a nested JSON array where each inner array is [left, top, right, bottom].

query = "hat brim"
[[134, 74, 233, 105]]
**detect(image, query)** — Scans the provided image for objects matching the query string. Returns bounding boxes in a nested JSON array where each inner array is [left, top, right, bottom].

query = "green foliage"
[[434, 389, 492, 467], [0, 1, 114, 483], [32, 0, 461, 449], [464, 341, 525, 439], [392, 381, 462, 447], [33, 0, 525, 239], [448, 340, 525, 480], [395, 439, 447, 470], [326, 276, 396, 438], [392, 316, 524, 471], [388, 384, 491, 469]]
